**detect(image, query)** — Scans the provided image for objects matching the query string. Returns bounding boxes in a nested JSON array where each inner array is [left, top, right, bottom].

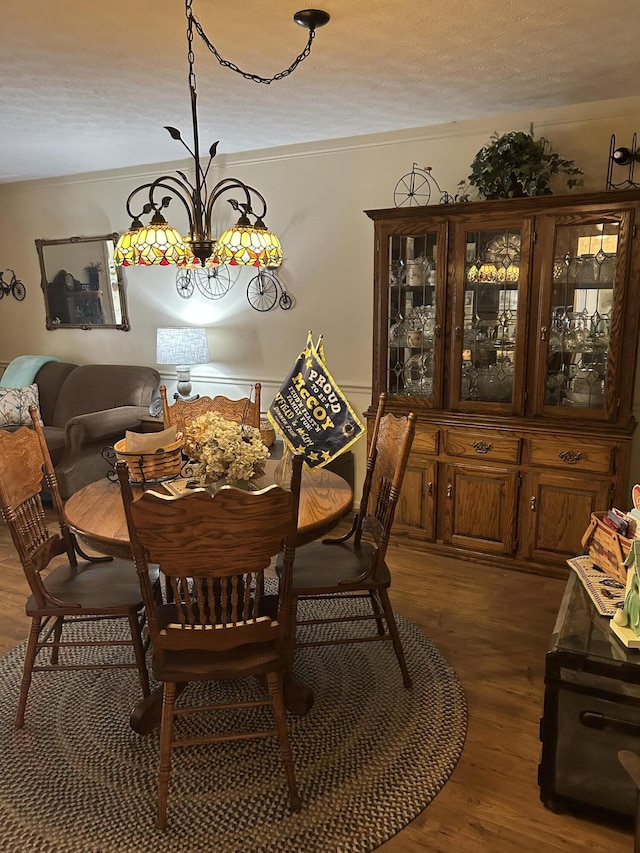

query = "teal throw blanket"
[[0, 355, 59, 388]]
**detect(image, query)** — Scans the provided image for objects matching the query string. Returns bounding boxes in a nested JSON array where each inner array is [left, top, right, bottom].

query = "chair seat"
[[153, 641, 284, 683], [26, 559, 155, 615], [290, 540, 391, 593]]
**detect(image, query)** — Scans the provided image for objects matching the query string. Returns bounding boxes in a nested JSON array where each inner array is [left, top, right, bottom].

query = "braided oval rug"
[[0, 598, 466, 853]]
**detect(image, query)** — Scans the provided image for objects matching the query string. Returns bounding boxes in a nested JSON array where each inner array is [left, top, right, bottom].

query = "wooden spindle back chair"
[[0, 406, 151, 728], [283, 393, 417, 687], [117, 453, 304, 829]]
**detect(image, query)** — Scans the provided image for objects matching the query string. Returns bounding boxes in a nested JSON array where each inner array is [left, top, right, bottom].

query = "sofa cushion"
[[34, 361, 78, 426], [52, 365, 160, 428], [41, 426, 66, 466], [0, 385, 42, 427]]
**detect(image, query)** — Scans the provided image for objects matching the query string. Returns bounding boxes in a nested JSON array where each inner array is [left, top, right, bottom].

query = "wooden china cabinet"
[[365, 189, 640, 576]]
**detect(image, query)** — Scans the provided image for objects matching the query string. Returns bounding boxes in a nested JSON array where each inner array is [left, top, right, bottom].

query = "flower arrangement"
[[184, 411, 269, 485]]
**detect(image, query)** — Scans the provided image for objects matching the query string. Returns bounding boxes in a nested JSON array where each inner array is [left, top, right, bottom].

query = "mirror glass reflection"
[[36, 234, 130, 331]]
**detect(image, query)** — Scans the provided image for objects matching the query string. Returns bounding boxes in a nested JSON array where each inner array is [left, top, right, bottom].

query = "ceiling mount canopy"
[[114, 0, 330, 270], [294, 9, 331, 29]]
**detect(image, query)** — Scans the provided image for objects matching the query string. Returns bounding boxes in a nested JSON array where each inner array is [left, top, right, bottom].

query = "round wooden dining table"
[[63, 458, 353, 731], [64, 458, 353, 561]]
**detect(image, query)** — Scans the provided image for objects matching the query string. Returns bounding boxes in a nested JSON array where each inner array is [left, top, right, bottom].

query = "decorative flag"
[[267, 332, 365, 468]]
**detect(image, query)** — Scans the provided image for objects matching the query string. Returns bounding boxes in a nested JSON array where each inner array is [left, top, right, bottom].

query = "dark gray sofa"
[[3, 361, 160, 498]]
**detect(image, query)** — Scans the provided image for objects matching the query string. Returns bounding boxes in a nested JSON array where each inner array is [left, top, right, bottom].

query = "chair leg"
[[15, 617, 41, 728], [128, 612, 150, 697], [378, 588, 412, 689], [266, 670, 301, 812], [51, 616, 64, 665], [369, 591, 386, 636], [286, 593, 299, 677], [156, 681, 176, 830]]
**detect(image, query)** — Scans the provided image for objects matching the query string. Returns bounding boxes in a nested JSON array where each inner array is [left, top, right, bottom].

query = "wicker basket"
[[114, 437, 183, 484], [259, 415, 276, 448], [581, 511, 633, 585]]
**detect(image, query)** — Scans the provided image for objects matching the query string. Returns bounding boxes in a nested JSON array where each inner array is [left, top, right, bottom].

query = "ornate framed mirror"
[[35, 234, 130, 331]]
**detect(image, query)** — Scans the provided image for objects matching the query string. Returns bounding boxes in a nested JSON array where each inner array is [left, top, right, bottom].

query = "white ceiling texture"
[[2, 0, 640, 183]]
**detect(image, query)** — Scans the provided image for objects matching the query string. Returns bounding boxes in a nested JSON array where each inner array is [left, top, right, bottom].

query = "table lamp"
[[156, 327, 210, 401]]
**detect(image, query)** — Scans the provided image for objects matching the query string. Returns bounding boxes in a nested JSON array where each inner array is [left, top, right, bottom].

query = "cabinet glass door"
[[457, 225, 527, 408], [387, 231, 440, 400], [542, 218, 620, 414]]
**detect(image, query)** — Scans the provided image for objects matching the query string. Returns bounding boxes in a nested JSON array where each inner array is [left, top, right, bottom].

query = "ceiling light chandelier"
[[114, 0, 330, 270]]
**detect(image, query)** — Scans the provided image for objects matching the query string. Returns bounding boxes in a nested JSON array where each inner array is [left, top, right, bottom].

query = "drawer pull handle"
[[558, 450, 583, 464], [580, 710, 640, 737], [427, 481, 433, 496], [447, 484, 452, 498], [472, 440, 493, 454], [530, 497, 536, 511]]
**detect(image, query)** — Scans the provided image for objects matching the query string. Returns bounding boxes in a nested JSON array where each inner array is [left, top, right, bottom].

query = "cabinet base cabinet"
[[439, 463, 518, 556], [519, 472, 612, 563], [395, 459, 436, 541], [388, 417, 630, 577]]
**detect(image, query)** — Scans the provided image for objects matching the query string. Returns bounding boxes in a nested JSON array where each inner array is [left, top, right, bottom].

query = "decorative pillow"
[[0, 384, 43, 427]]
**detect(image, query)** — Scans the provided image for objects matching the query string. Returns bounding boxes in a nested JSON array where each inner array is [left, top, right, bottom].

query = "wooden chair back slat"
[[160, 382, 262, 434], [117, 455, 304, 655], [351, 393, 416, 572], [0, 414, 76, 606], [0, 426, 49, 510]]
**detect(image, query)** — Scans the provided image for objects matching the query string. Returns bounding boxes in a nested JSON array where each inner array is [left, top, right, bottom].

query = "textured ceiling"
[[2, 0, 640, 183]]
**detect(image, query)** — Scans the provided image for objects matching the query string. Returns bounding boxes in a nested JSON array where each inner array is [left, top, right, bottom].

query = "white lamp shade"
[[156, 327, 210, 366]]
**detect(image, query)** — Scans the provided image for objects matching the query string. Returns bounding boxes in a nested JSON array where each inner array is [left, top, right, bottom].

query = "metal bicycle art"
[[394, 164, 456, 207], [176, 266, 236, 300], [175, 266, 293, 311], [246, 269, 293, 312], [0, 269, 26, 301]]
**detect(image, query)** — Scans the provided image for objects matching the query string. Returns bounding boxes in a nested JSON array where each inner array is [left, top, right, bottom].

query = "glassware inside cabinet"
[[460, 227, 521, 403], [387, 232, 438, 397], [544, 220, 619, 409]]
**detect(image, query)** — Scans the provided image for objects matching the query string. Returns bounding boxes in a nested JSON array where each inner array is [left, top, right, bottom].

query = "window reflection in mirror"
[[35, 234, 130, 331]]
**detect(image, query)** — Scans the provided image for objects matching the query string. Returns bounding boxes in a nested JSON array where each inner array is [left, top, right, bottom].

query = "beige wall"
[[1, 95, 640, 492]]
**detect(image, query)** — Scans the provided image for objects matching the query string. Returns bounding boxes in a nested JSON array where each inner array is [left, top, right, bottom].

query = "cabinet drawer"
[[529, 438, 614, 474], [444, 429, 521, 464], [410, 427, 439, 456]]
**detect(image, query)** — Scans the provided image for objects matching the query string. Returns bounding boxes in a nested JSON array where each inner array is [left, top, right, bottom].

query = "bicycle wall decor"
[[175, 265, 294, 311], [0, 269, 26, 302]]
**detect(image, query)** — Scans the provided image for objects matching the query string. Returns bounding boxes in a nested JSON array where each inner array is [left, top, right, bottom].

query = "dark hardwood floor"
[[0, 513, 633, 851]]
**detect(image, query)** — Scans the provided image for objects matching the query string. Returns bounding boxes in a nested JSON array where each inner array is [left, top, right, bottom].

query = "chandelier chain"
[[190, 11, 316, 85], [187, 0, 197, 96]]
